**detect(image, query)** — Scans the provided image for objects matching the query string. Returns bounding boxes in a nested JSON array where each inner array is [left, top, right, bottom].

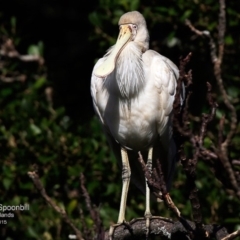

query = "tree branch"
[[185, 0, 240, 199], [103, 217, 228, 240], [28, 169, 83, 240], [221, 229, 240, 240], [0, 38, 44, 65]]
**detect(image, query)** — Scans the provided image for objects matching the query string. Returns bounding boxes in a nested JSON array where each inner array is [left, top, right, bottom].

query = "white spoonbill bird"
[[91, 11, 179, 236]]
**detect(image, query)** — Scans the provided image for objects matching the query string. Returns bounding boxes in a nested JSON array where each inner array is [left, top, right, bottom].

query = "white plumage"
[[91, 11, 179, 236]]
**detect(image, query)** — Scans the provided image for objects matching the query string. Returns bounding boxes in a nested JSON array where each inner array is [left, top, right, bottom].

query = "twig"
[[218, 115, 225, 148], [28, 170, 83, 240], [185, 0, 240, 199], [95, 27, 115, 43], [232, 160, 240, 166], [221, 229, 240, 240], [186, 2, 237, 151], [0, 38, 44, 65], [0, 74, 26, 82], [0, 49, 44, 63], [181, 155, 203, 230], [173, 52, 204, 229], [138, 152, 181, 219], [78, 208, 88, 239], [205, 82, 218, 122], [138, 152, 162, 198], [156, 161, 182, 218], [174, 52, 220, 235], [173, 52, 193, 138], [183, 83, 216, 234], [80, 173, 104, 240], [218, 0, 226, 64]]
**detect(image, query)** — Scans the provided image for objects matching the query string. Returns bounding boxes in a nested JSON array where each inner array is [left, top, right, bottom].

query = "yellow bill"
[[94, 25, 132, 78]]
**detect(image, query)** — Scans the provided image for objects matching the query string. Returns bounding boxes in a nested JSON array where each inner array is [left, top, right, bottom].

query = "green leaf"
[[0, 88, 12, 97], [27, 226, 39, 238], [67, 199, 78, 214], [225, 35, 234, 45], [89, 12, 101, 26], [203, 137, 212, 148], [30, 123, 42, 135], [37, 41, 44, 56], [227, 86, 238, 98], [130, 0, 139, 10], [28, 45, 40, 56], [3, 178, 12, 190], [10, 16, 16, 29], [33, 77, 46, 90], [181, 10, 192, 21]]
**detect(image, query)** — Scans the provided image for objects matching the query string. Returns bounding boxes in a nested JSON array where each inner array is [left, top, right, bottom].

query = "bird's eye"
[[119, 26, 122, 30], [132, 25, 137, 30]]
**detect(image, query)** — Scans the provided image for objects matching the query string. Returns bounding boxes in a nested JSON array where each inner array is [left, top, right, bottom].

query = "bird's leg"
[[117, 147, 131, 223], [145, 147, 153, 236], [109, 148, 131, 239]]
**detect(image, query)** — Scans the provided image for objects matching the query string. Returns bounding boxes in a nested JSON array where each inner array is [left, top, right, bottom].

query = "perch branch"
[[104, 217, 228, 240]]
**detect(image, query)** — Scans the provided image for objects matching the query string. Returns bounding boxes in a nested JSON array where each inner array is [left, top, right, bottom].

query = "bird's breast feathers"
[[91, 49, 178, 150]]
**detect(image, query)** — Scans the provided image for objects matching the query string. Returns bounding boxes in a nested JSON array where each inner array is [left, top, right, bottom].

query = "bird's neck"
[[115, 42, 145, 99]]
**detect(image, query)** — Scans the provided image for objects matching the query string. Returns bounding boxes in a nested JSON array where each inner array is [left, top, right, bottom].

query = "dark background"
[[0, 0, 239, 239], [2, 0, 229, 120]]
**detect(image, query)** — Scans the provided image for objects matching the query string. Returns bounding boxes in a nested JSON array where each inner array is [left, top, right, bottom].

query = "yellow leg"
[[109, 148, 131, 239], [117, 148, 131, 223], [145, 147, 153, 235]]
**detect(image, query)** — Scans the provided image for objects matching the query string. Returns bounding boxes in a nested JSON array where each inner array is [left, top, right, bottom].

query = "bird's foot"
[[129, 213, 152, 238], [109, 221, 132, 240], [145, 213, 152, 237]]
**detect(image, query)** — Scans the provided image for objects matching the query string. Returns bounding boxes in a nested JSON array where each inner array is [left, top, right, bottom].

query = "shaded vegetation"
[[0, 0, 239, 239]]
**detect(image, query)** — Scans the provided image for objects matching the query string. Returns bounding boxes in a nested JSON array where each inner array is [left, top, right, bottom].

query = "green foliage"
[[0, 0, 240, 238], [0, 66, 117, 238], [0, 27, 116, 239], [27, 42, 44, 57]]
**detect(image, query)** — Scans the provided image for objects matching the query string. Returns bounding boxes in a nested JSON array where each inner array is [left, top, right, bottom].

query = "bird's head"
[[118, 11, 149, 51], [94, 11, 149, 78]]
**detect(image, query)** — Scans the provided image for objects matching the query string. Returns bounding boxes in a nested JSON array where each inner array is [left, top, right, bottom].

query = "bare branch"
[[232, 160, 240, 166], [173, 52, 193, 138], [138, 152, 162, 198], [218, 115, 225, 148], [206, 82, 218, 122], [138, 152, 182, 220], [0, 37, 45, 84], [80, 173, 105, 240], [0, 38, 44, 65], [221, 229, 240, 240], [0, 74, 26, 83], [185, 0, 239, 199], [103, 217, 228, 240], [218, 0, 226, 64], [28, 170, 83, 240], [186, 0, 237, 151]]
